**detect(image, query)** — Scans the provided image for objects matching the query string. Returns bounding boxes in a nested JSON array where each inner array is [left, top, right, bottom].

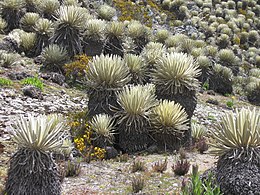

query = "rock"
[[0, 37, 19, 52], [8, 72, 32, 80], [207, 90, 216, 96], [104, 146, 118, 159], [206, 99, 219, 105], [50, 73, 66, 86], [22, 86, 43, 100], [40, 72, 65, 86]]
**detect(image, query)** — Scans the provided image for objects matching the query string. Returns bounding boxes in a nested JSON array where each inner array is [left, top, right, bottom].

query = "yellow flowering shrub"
[[74, 134, 106, 161], [113, 0, 176, 27], [91, 147, 106, 160], [68, 111, 107, 161], [64, 54, 91, 82], [113, 0, 153, 27], [68, 111, 90, 137]]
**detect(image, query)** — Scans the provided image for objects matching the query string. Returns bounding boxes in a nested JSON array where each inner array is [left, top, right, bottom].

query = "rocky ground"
[[0, 51, 259, 194], [0, 78, 257, 194]]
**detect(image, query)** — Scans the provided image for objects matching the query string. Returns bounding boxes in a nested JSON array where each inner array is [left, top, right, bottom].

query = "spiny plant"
[[165, 34, 188, 48], [217, 49, 238, 68], [192, 122, 208, 153], [210, 108, 260, 158], [51, 5, 87, 57], [210, 108, 260, 194], [124, 53, 148, 84], [154, 29, 170, 44], [190, 48, 203, 58], [203, 45, 218, 57], [127, 20, 147, 40], [115, 84, 157, 133], [33, 18, 54, 56], [86, 54, 131, 117], [196, 55, 212, 83], [0, 18, 7, 33], [217, 34, 230, 49], [151, 52, 201, 95], [178, 39, 196, 54], [105, 21, 125, 40], [191, 123, 207, 142], [150, 100, 189, 150], [209, 64, 233, 95], [90, 114, 115, 148], [0, 0, 25, 32], [141, 42, 166, 66], [115, 84, 158, 152], [126, 20, 150, 53], [103, 21, 125, 56], [97, 4, 116, 21], [0, 52, 17, 68], [37, 0, 60, 19], [5, 114, 67, 195], [41, 44, 68, 72], [86, 54, 130, 89], [56, 138, 74, 160], [248, 30, 259, 45], [19, 32, 36, 56], [20, 12, 40, 32], [84, 19, 106, 41], [246, 79, 260, 105]]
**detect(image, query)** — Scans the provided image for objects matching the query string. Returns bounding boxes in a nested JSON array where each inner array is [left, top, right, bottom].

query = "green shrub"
[[0, 77, 13, 86], [181, 165, 222, 195], [21, 77, 43, 90]]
